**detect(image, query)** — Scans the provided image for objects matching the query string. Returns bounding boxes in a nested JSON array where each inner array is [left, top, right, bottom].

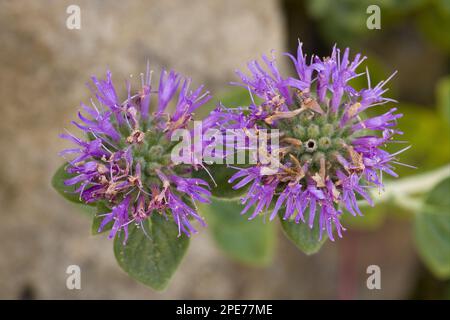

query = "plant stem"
[[359, 164, 450, 211]]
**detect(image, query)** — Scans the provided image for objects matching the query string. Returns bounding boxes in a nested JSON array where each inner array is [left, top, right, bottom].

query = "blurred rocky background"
[[0, 0, 448, 299]]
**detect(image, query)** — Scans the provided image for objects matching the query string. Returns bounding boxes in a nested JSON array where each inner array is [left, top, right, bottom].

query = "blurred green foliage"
[[437, 77, 450, 127], [199, 198, 275, 266], [305, 0, 450, 52], [415, 177, 450, 278], [417, 0, 450, 52], [395, 103, 450, 175]]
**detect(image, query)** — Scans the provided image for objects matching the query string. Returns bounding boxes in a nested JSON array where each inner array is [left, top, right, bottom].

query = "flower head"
[[60, 64, 212, 242], [221, 42, 408, 241]]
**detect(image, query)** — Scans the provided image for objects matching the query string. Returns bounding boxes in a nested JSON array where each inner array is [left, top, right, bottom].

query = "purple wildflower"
[[59, 64, 212, 241], [221, 41, 408, 241]]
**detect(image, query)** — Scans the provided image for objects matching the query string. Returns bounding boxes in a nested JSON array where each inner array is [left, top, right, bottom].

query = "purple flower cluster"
[[221, 42, 408, 240], [60, 64, 212, 242]]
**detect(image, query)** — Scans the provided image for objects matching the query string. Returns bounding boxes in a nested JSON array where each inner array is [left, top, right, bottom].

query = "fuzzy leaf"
[[52, 163, 86, 204], [192, 164, 247, 200], [78, 204, 97, 215], [279, 210, 328, 255], [52, 163, 96, 216], [113, 214, 189, 290], [414, 177, 450, 279], [91, 202, 114, 235], [199, 198, 275, 266]]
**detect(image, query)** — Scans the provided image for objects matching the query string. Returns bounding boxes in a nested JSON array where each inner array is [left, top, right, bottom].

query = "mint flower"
[[222, 42, 409, 240], [59, 65, 212, 242]]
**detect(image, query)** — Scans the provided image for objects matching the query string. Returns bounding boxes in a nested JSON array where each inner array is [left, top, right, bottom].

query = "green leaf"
[[199, 198, 275, 266], [113, 214, 189, 290], [91, 202, 114, 235], [414, 177, 450, 279], [192, 164, 247, 200], [279, 210, 327, 255], [78, 204, 97, 215], [52, 163, 85, 204], [437, 77, 450, 127], [52, 163, 96, 216]]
